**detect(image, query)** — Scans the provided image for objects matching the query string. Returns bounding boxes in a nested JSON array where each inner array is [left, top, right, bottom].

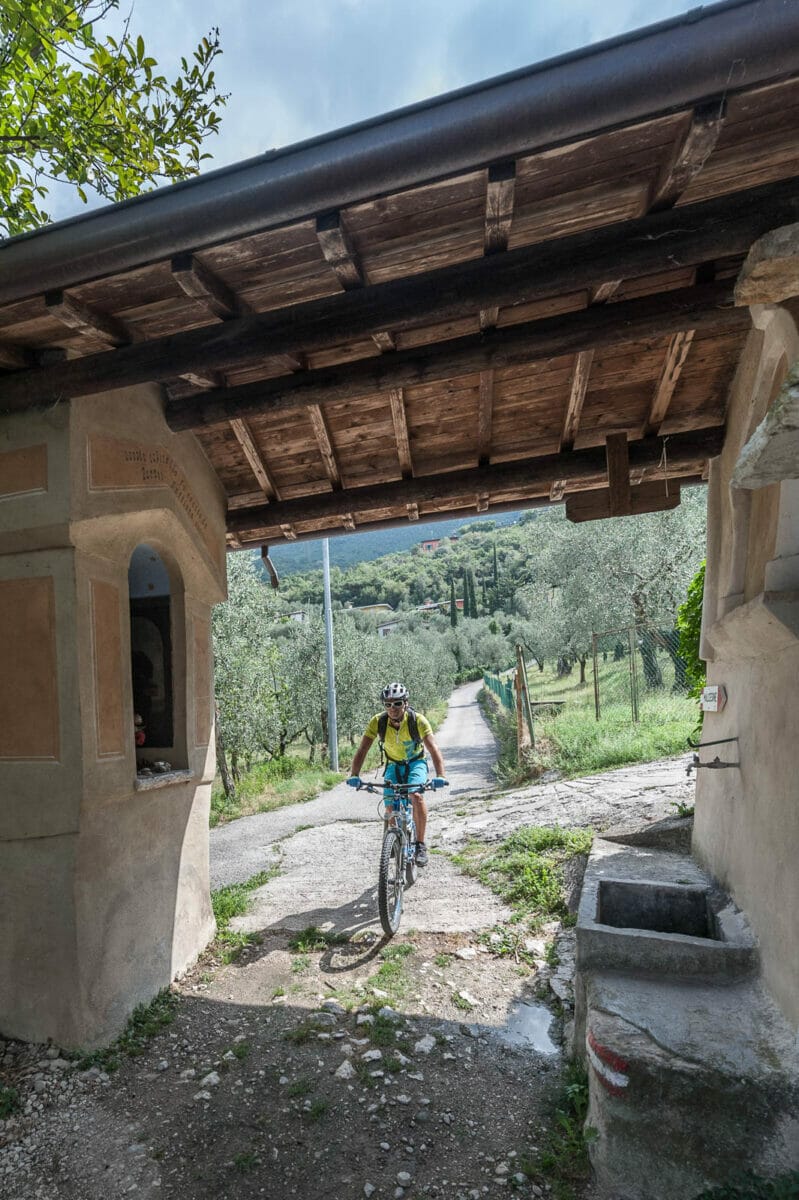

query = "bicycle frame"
[[356, 780, 434, 936]]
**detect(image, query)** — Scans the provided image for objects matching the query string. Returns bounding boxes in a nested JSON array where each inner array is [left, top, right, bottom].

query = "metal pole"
[[592, 632, 601, 722], [322, 538, 339, 771]]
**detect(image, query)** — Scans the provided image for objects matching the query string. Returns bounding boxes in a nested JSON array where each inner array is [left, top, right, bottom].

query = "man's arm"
[[349, 735, 375, 778], [423, 733, 446, 778]]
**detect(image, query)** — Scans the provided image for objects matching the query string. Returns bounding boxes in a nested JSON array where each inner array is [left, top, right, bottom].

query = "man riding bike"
[[346, 682, 448, 866]]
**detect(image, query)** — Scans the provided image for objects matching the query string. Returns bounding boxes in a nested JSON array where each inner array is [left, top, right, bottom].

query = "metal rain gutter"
[[1, 0, 799, 305]]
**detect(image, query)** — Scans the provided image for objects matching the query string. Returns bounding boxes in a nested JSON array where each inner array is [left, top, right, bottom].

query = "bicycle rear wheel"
[[378, 828, 404, 936]]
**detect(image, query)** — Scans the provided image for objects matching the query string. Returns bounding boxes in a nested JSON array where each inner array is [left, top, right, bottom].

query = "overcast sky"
[[51, 0, 703, 220]]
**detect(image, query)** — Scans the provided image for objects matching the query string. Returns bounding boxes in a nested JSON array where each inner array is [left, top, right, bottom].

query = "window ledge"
[[134, 768, 194, 792]]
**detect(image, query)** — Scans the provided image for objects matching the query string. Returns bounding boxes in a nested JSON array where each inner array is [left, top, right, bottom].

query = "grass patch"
[[233, 1152, 258, 1173], [231, 1041, 250, 1060], [210, 868, 277, 962], [287, 1077, 314, 1097], [291, 955, 310, 974], [0, 1086, 20, 1118], [433, 952, 452, 968], [452, 992, 474, 1013], [287, 925, 350, 953], [210, 755, 344, 827], [285, 1024, 314, 1045], [368, 1012, 400, 1047], [305, 1097, 329, 1122], [370, 942, 415, 1001], [455, 825, 592, 940], [75, 989, 178, 1073], [694, 1174, 799, 1199], [520, 1062, 597, 1200]]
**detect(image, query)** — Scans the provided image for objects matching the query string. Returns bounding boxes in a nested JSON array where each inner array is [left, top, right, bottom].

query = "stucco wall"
[[0, 388, 226, 1048], [694, 304, 799, 1028]]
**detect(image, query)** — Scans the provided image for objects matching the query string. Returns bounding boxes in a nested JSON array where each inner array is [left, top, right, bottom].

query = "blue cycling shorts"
[[383, 757, 428, 798]]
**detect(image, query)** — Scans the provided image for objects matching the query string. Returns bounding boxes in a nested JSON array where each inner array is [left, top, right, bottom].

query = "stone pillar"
[[694, 225, 799, 1028], [0, 387, 226, 1048]]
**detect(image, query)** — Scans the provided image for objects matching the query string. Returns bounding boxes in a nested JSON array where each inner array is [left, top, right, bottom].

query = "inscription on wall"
[[88, 436, 222, 571], [0, 444, 48, 500], [90, 580, 125, 758], [0, 577, 59, 760]]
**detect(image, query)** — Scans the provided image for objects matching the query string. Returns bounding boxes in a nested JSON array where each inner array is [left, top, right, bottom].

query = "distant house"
[[353, 602, 394, 615], [414, 598, 464, 615], [419, 536, 457, 552], [288, 610, 307, 623], [377, 620, 400, 638]]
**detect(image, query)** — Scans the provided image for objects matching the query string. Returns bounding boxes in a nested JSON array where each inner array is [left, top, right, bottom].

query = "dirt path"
[[0, 681, 692, 1200]]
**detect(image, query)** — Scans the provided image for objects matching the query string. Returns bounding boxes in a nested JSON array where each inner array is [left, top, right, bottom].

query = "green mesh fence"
[[483, 670, 515, 711], [592, 626, 691, 723]]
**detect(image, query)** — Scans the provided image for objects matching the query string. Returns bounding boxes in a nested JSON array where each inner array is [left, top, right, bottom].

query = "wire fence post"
[[628, 624, 640, 724], [515, 643, 536, 749], [592, 632, 601, 722]]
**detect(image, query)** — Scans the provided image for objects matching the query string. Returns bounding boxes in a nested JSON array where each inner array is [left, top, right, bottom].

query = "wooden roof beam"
[[567, 479, 681, 523], [45, 289, 130, 348], [5, 178, 795, 409], [0, 341, 36, 370], [406, 502, 420, 522], [645, 330, 695, 435], [227, 427, 722, 534], [167, 280, 743, 433], [307, 403, 342, 489], [229, 417, 280, 500], [171, 253, 246, 320], [388, 387, 413, 479], [480, 161, 515, 330], [477, 370, 494, 466], [650, 102, 726, 212], [560, 349, 594, 451], [606, 432, 632, 516], [316, 210, 397, 353]]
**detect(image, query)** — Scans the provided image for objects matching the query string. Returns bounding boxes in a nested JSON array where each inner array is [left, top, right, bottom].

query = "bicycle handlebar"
[[354, 780, 445, 795]]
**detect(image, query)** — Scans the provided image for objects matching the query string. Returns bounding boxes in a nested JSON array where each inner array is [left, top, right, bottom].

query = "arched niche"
[[128, 543, 187, 771]]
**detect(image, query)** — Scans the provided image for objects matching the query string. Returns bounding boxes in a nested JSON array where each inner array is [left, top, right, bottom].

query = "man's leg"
[[411, 792, 427, 844]]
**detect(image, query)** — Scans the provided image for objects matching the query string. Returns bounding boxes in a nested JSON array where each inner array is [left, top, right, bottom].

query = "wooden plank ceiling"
[[1, 74, 799, 545]]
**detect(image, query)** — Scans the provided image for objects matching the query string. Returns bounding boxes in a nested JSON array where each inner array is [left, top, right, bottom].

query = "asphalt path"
[[209, 679, 498, 891]]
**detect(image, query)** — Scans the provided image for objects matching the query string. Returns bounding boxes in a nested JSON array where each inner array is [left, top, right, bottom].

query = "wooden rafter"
[[406, 502, 420, 522], [342, 514, 356, 532], [171, 253, 246, 320], [388, 387, 413, 478], [6, 179, 793, 409], [307, 404, 342, 489], [316, 211, 364, 290], [566, 479, 681, 523], [476, 492, 490, 513], [484, 161, 516, 255], [590, 280, 621, 304], [227, 427, 722, 535], [480, 161, 515, 330], [560, 350, 594, 451], [45, 289, 130, 348], [372, 331, 396, 352], [166, 281, 743, 433], [477, 370, 494, 466], [0, 341, 35, 369], [280, 524, 298, 541], [606, 432, 632, 516], [550, 479, 567, 502], [229, 418, 280, 499], [645, 330, 695, 435], [650, 102, 726, 212]]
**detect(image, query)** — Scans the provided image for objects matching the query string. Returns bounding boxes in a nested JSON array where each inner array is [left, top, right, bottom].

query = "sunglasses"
[[384, 700, 405, 709]]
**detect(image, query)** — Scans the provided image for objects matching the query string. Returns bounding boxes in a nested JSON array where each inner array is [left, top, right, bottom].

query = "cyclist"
[[347, 682, 448, 866]]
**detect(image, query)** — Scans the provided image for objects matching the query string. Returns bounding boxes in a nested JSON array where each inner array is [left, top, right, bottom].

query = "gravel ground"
[[0, 683, 691, 1199]]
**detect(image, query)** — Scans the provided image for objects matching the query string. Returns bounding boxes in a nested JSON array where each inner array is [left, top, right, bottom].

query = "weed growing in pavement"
[[520, 1061, 597, 1200], [354, 1059, 377, 1088], [233, 1152, 258, 1173], [368, 1011, 401, 1046], [384, 1055, 403, 1074], [211, 868, 278, 962], [284, 1024, 314, 1046], [670, 799, 695, 818], [0, 1086, 20, 1118], [271, 987, 285, 999], [231, 1041, 250, 1060], [455, 826, 592, 937], [433, 952, 453, 968], [694, 1173, 799, 1198], [287, 925, 350, 953], [75, 989, 178, 1073], [291, 955, 311, 974], [451, 992, 474, 1013], [287, 1077, 314, 1097]]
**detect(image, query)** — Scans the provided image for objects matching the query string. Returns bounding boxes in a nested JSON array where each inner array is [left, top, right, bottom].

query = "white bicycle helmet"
[[381, 681, 409, 702]]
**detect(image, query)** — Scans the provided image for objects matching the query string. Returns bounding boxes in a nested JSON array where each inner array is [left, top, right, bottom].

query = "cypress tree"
[[449, 577, 458, 627]]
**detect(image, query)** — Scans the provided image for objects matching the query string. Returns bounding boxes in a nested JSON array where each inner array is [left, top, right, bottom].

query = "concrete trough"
[[576, 839, 758, 982]]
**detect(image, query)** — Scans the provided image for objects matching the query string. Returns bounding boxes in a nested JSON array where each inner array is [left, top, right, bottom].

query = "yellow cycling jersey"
[[364, 710, 432, 763]]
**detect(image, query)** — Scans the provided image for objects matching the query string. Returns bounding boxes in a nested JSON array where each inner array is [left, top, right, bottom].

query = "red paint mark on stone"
[[588, 1029, 629, 1075]]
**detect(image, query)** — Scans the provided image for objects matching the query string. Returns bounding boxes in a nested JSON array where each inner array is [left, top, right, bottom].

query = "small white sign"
[[699, 684, 726, 713]]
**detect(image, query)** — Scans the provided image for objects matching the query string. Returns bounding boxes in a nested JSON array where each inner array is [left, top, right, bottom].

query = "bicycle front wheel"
[[378, 828, 404, 937]]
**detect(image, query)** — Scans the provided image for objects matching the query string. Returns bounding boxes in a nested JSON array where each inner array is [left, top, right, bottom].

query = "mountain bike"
[[355, 780, 438, 937]]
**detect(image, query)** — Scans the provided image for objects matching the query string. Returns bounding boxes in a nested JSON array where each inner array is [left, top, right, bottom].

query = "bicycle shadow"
[[230, 886, 393, 973]]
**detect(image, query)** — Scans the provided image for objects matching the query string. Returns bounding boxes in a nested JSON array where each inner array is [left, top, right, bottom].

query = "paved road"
[[209, 679, 497, 890]]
